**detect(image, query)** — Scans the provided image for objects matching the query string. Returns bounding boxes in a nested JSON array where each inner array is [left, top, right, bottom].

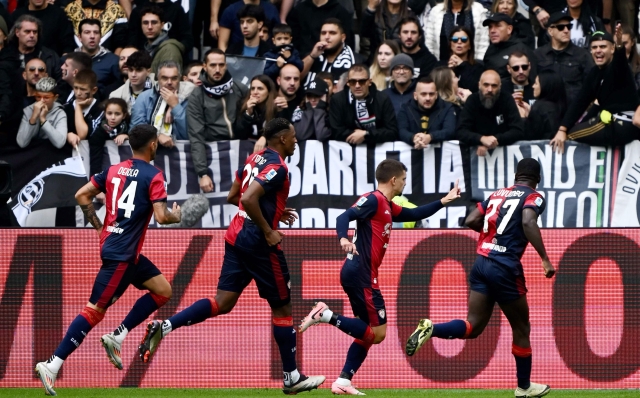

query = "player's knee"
[[216, 300, 235, 315], [515, 322, 531, 339]]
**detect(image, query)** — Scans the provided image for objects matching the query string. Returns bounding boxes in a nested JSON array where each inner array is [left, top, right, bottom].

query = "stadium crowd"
[[1, 0, 640, 192]]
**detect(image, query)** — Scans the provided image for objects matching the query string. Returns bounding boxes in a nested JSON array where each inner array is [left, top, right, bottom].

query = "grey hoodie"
[[17, 101, 67, 148]]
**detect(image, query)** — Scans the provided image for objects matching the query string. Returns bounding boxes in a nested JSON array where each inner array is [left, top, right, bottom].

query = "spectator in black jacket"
[[292, 76, 331, 141], [398, 76, 456, 148], [127, 0, 193, 57], [383, 54, 416, 115], [235, 74, 277, 153], [559, 0, 604, 48], [275, 63, 304, 121], [491, 0, 535, 49], [446, 27, 484, 93], [263, 24, 303, 81], [550, 28, 640, 152], [330, 64, 398, 144], [502, 51, 535, 107], [58, 52, 92, 104], [13, 0, 75, 55], [535, 12, 594, 104], [398, 16, 438, 79], [522, 70, 567, 140], [6, 15, 61, 81], [482, 13, 537, 80], [360, 0, 414, 64], [457, 69, 524, 156], [225, 5, 271, 57]]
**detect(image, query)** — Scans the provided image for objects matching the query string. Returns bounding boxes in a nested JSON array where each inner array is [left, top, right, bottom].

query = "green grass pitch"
[[2, 389, 639, 397]]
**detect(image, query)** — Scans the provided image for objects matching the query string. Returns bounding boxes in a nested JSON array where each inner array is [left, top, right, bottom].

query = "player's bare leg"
[[499, 296, 550, 397], [102, 274, 172, 369], [140, 289, 241, 362], [406, 291, 494, 356]]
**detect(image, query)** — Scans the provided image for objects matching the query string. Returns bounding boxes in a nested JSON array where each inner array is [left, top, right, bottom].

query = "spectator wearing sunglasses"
[[17, 77, 67, 149], [421, 0, 489, 61], [330, 64, 398, 144], [22, 58, 48, 108], [556, 0, 604, 49], [446, 27, 484, 93], [535, 12, 594, 104], [482, 13, 537, 81], [502, 52, 535, 110]]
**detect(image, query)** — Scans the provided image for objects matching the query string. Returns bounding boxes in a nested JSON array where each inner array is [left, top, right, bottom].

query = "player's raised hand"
[[542, 259, 555, 278], [266, 229, 284, 246], [441, 179, 461, 205], [280, 208, 299, 226], [340, 237, 359, 256]]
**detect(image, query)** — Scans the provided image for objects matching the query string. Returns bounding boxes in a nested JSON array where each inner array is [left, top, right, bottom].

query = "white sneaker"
[[515, 382, 550, 397], [101, 333, 123, 370], [282, 374, 326, 394], [405, 319, 433, 356], [35, 362, 57, 396], [331, 380, 366, 395], [299, 302, 329, 333]]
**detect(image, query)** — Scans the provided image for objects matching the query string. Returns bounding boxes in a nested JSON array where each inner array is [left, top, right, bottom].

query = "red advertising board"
[[0, 229, 638, 389]]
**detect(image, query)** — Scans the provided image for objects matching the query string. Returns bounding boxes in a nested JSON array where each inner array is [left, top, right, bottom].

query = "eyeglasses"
[[28, 66, 45, 72], [550, 23, 573, 31], [451, 36, 469, 43], [510, 64, 529, 72], [35, 94, 54, 100], [393, 65, 412, 72], [347, 78, 369, 86]]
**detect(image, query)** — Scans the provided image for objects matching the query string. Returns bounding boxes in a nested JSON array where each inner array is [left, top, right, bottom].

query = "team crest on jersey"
[[378, 309, 386, 319], [356, 196, 367, 207], [265, 169, 277, 181], [534, 197, 543, 207]]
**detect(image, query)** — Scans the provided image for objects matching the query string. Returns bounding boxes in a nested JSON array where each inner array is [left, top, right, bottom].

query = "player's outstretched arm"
[[464, 207, 484, 232], [241, 181, 283, 246], [227, 178, 241, 207], [153, 201, 182, 225], [522, 208, 555, 278], [76, 182, 104, 233], [393, 180, 461, 222]]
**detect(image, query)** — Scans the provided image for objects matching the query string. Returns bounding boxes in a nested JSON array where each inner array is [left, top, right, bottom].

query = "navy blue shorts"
[[342, 286, 387, 327], [217, 241, 291, 308], [89, 254, 162, 309], [469, 255, 527, 304]]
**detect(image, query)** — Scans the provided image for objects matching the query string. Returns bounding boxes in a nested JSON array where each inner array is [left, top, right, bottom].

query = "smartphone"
[[615, 19, 621, 27]]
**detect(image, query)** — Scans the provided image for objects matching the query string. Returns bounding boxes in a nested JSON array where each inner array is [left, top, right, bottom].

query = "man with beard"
[[110, 51, 154, 112], [457, 70, 524, 156], [302, 18, 359, 87], [398, 16, 438, 79], [225, 4, 271, 56], [502, 52, 535, 108], [550, 27, 640, 153], [76, 19, 121, 101], [383, 54, 416, 115], [275, 63, 304, 121], [57, 52, 92, 104], [329, 64, 398, 144], [483, 13, 537, 80], [186, 49, 247, 193], [132, 60, 195, 148], [22, 58, 47, 108], [398, 76, 457, 148]]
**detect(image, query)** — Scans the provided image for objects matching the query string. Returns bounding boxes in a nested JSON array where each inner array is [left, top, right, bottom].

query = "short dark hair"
[[66, 52, 92, 72], [204, 48, 225, 63], [78, 18, 101, 33], [128, 124, 157, 151], [264, 118, 292, 140], [74, 69, 97, 88], [139, 5, 164, 23], [125, 51, 152, 70], [515, 158, 541, 181], [508, 51, 529, 63], [237, 4, 265, 23], [183, 60, 203, 76], [272, 23, 292, 36], [376, 159, 408, 183], [398, 16, 423, 38], [348, 64, 370, 78], [322, 17, 344, 34], [417, 76, 435, 85]]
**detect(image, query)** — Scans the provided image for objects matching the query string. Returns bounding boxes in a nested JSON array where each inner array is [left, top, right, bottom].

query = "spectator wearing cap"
[[330, 64, 398, 144], [550, 27, 640, 153], [558, 0, 604, 49], [17, 77, 67, 149], [292, 76, 331, 141], [383, 53, 416, 115], [398, 76, 456, 149], [482, 13, 537, 80], [535, 12, 594, 104]]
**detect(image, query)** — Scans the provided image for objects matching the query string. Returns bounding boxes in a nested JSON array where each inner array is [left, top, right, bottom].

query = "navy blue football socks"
[[54, 315, 92, 360], [273, 317, 297, 373], [122, 293, 160, 331], [432, 319, 468, 339], [341, 340, 371, 380], [168, 298, 212, 330], [329, 314, 371, 340], [513, 344, 532, 389]]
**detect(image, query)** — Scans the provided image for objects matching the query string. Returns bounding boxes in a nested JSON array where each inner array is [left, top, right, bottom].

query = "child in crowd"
[[183, 61, 203, 86], [263, 24, 303, 80], [17, 77, 68, 149]]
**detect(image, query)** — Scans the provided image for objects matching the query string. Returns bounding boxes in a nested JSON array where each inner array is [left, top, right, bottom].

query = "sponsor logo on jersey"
[[356, 196, 367, 207], [482, 241, 507, 252], [534, 197, 543, 207], [106, 225, 124, 234], [251, 153, 267, 165], [265, 169, 277, 181]]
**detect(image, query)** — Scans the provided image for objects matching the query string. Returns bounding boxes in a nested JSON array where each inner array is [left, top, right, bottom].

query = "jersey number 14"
[[111, 178, 137, 218]]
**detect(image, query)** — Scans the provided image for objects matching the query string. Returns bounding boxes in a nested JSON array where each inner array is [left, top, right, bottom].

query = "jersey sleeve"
[[149, 172, 168, 203], [90, 168, 108, 192], [477, 198, 490, 215], [523, 192, 545, 215], [391, 201, 403, 217], [254, 164, 286, 194], [350, 193, 379, 220]]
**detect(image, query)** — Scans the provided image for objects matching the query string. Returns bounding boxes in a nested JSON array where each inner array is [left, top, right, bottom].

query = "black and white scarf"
[[201, 71, 234, 98], [100, 118, 129, 138], [348, 91, 376, 129], [130, 77, 153, 107]]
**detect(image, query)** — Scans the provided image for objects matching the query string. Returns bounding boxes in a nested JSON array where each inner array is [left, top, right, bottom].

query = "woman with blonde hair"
[[369, 40, 400, 89], [235, 75, 278, 153], [421, 0, 489, 61], [430, 66, 471, 115]]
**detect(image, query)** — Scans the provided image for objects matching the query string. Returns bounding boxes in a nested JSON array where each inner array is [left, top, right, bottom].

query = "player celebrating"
[[139, 118, 325, 395], [405, 158, 555, 398], [35, 124, 181, 396], [298, 159, 460, 395]]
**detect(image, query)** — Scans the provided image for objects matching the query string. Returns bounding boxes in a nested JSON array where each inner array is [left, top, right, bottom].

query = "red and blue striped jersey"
[[225, 147, 290, 249], [476, 184, 545, 271], [341, 190, 403, 288], [91, 158, 167, 263]]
